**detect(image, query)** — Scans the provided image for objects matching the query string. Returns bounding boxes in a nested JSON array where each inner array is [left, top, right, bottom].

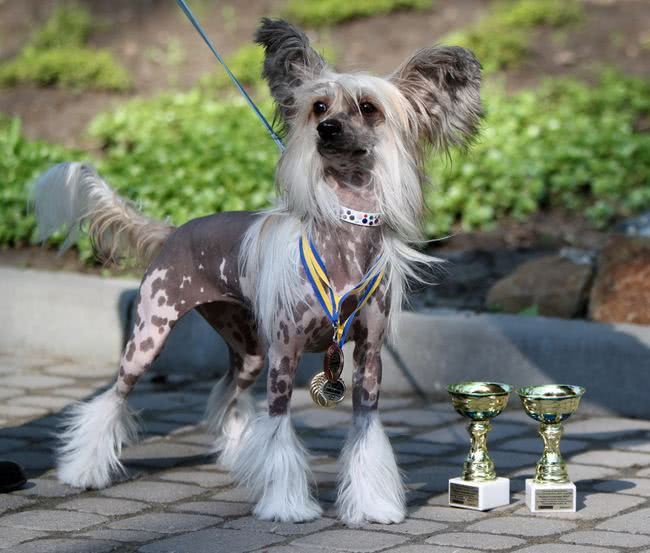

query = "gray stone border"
[[2, 267, 649, 417]]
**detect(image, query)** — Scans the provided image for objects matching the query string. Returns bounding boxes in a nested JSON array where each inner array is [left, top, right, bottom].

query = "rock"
[[589, 236, 650, 324], [615, 211, 650, 238], [486, 255, 594, 318]]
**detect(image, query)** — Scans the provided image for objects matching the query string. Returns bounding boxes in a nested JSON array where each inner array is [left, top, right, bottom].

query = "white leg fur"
[[57, 386, 139, 489], [337, 412, 406, 525], [233, 414, 322, 522], [205, 375, 255, 469]]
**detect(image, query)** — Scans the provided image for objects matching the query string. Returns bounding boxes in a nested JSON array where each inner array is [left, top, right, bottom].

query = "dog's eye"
[[313, 101, 328, 115], [360, 102, 377, 115]]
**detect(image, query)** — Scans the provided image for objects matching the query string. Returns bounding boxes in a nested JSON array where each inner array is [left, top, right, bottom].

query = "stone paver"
[[293, 529, 409, 552], [9, 539, 118, 553], [513, 492, 645, 520], [386, 547, 483, 553], [56, 497, 148, 516], [100, 481, 204, 503], [139, 528, 285, 553], [570, 449, 650, 468], [596, 508, 650, 534], [224, 515, 336, 535], [109, 512, 221, 533], [0, 527, 48, 550], [0, 509, 107, 531], [364, 519, 447, 535], [172, 501, 251, 517], [0, 352, 650, 553], [560, 530, 650, 548], [0, 493, 33, 514], [15, 478, 81, 498], [159, 469, 233, 487], [466, 516, 578, 536], [81, 528, 162, 543], [593, 477, 650, 496], [426, 532, 526, 550], [511, 545, 618, 553]]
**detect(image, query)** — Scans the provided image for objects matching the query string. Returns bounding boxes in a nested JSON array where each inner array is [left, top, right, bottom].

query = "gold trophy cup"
[[518, 384, 585, 513], [447, 381, 512, 511]]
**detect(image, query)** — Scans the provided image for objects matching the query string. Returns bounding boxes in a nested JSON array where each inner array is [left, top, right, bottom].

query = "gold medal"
[[309, 371, 346, 407]]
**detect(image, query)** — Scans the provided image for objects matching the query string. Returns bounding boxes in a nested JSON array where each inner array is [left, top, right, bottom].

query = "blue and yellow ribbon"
[[299, 232, 385, 347]]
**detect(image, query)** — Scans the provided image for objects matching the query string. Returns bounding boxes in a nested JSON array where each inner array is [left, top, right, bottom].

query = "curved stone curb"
[[1, 268, 648, 416]]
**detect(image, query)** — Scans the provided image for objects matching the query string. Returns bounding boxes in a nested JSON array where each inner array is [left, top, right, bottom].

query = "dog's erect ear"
[[391, 46, 482, 150], [255, 18, 327, 121]]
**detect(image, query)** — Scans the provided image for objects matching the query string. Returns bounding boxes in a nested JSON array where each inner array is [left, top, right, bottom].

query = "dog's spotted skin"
[[116, 210, 388, 418]]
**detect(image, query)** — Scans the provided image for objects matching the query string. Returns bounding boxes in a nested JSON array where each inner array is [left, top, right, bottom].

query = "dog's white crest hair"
[[337, 412, 405, 525], [57, 386, 140, 489], [240, 70, 440, 343], [233, 413, 322, 522], [33, 162, 174, 266], [205, 374, 256, 470]]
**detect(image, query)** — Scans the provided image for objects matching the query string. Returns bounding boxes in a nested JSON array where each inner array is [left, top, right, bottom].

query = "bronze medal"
[[323, 341, 344, 382], [309, 371, 346, 408]]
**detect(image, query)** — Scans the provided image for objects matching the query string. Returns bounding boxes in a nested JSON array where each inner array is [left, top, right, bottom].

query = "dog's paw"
[[254, 495, 322, 523], [339, 501, 406, 526]]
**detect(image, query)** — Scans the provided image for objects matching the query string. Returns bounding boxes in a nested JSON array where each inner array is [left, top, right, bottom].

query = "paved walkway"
[[0, 352, 649, 553]]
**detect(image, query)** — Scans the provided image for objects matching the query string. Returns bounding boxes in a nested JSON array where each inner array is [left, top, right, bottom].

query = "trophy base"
[[448, 477, 510, 511], [526, 479, 576, 513]]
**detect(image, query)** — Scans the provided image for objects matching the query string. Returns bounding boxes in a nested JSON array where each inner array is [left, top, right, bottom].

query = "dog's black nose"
[[317, 119, 343, 140]]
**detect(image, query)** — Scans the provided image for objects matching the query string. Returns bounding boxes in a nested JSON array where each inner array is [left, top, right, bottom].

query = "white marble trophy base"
[[526, 479, 576, 513], [448, 477, 510, 511]]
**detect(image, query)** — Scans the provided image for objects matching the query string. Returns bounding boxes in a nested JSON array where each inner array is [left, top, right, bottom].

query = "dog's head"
[[255, 18, 482, 236]]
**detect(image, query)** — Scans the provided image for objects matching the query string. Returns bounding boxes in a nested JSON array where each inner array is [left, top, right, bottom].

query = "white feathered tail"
[[33, 162, 174, 266]]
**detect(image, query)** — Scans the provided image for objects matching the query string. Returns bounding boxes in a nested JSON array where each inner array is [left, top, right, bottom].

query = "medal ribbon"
[[299, 232, 385, 348]]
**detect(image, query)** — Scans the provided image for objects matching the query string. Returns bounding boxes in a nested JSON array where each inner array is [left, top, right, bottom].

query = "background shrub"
[[425, 71, 650, 235], [0, 117, 78, 246], [283, 0, 432, 27], [445, 0, 583, 74], [0, 4, 130, 91]]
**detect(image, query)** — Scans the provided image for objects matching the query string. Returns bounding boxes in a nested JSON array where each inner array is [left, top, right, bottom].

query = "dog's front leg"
[[233, 344, 321, 522], [337, 331, 406, 525]]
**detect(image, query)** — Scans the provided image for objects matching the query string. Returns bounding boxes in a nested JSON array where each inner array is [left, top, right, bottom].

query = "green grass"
[[445, 0, 583, 74], [0, 5, 130, 91], [283, 0, 433, 27]]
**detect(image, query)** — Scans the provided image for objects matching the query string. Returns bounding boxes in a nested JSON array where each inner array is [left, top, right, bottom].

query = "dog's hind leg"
[[205, 347, 263, 469], [233, 344, 321, 522], [199, 304, 264, 469], [57, 268, 190, 489], [336, 321, 406, 526]]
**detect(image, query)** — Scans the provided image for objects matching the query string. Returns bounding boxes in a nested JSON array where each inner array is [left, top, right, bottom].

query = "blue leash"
[[175, 0, 285, 152]]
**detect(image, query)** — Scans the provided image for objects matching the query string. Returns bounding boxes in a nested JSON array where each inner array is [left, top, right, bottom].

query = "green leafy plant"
[[425, 71, 650, 235], [2, 71, 648, 261], [0, 4, 130, 91], [445, 0, 583, 74], [283, 0, 432, 27], [28, 4, 93, 49], [88, 89, 279, 225], [0, 47, 131, 91], [0, 117, 79, 246]]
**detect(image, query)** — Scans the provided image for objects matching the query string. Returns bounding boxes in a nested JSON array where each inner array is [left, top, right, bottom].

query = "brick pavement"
[[0, 352, 649, 552]]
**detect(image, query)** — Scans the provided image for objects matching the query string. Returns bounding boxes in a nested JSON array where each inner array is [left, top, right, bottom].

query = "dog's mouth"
[[318, 143, 370, 158]]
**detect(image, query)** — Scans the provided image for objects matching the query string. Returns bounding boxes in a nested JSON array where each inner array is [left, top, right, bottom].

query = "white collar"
[[339, 205, 382, 227]]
